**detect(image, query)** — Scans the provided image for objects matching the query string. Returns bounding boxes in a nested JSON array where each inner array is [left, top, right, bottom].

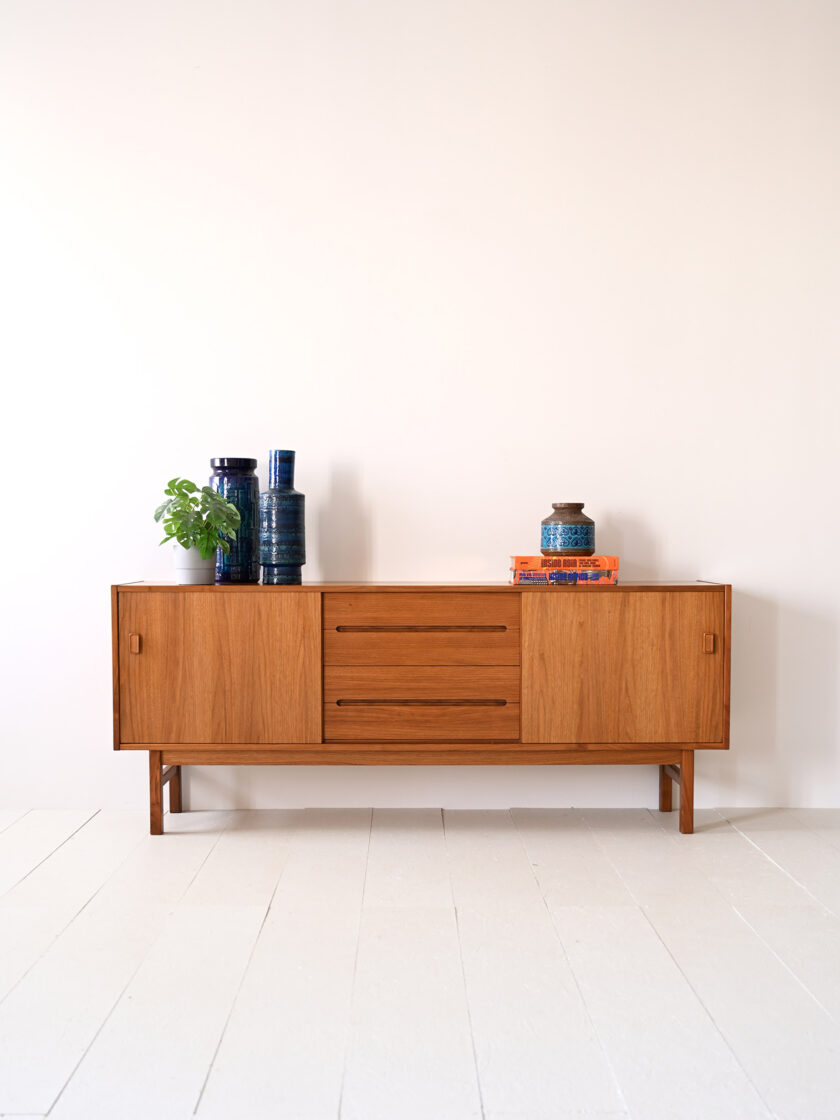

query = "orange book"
[[510, 555, 619, 571], [509, 569, 618, 585]]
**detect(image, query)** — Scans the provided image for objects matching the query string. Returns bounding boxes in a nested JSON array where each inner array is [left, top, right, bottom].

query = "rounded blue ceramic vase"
[[209, 457, 260, 583], [540, 502, 595, 556]]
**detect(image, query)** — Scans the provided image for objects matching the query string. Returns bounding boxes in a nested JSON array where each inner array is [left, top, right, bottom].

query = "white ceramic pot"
[[173, 543, 216, 585]]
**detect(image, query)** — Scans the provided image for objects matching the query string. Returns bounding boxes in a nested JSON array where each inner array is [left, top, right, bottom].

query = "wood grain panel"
[[521, 590, 725, 743], [149, 751, 162, 835], [117, 581, 725, 593], [161, 747, 684, 765], [134, 739, 721, 757], [111, 585, 121, 750], [130, 740, 717, 753], [324, 593, 520, 628], [324, 629, 520, 666], [119, 591, 321, 744], [723, 584, 732, 748], [324, 665, 520, 702], [324, 702, 520, 741], [680, 749, 695, 835]]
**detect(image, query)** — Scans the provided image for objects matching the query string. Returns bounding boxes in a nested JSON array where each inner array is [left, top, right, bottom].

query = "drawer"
[[324, 665, 520, 741], [323, 592, 520, 629], [324, 701, 520, 741], [324, 665, 521, 702], [323, 629, 520, 666]]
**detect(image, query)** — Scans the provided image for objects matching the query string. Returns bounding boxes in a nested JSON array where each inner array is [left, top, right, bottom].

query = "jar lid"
[[210, 457, 257, 470]]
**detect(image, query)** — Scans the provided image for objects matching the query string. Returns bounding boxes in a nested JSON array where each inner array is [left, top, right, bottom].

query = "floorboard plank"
[[0, 810, 147, 1002], [644, 896, 840, 1119], [196, 809, 371, 1120], [445, 810, 625, 1117], [0, 810, 99, 899], [721, 808, 840, 915], [733, 901, 840, 1024], [44, 811, 294, 1120], [514, 809, 771, 1119], [340, 809, 481, 1120], [0, 812, 232, 1116], [0, 809, 28, 835]]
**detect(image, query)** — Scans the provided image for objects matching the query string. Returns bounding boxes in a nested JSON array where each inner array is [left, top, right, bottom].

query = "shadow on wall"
[[773, 596, 838, 804], [719, 590, 781, 803], [598, 513, 662, 579], [316, 464, 373, 581], [699, 590, 837, 806]]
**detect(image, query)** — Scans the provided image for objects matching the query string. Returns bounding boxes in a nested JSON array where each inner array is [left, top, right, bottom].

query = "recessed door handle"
[[335, 698, 507, 707], [129, 633, 141, 654], [703, 633, 715, 654]]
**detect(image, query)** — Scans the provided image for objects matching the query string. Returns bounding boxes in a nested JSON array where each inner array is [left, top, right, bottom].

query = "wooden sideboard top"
[[113, 581, 728, 593]]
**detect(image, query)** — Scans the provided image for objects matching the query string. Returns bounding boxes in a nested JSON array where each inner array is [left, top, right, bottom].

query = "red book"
[[510, 555, 619, 571]]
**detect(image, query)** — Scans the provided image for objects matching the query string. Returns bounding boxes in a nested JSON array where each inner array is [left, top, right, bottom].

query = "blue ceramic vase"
[[259, 450, 306, 585], [210, 457, 260, 583]]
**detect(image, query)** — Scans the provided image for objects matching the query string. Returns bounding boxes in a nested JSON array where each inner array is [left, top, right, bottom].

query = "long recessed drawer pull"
[[335, 698, 508, 707], [335, 625, 507, 633]]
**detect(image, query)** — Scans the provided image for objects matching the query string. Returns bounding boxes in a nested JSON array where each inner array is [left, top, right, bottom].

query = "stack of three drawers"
[[322, 592, 521, 743]]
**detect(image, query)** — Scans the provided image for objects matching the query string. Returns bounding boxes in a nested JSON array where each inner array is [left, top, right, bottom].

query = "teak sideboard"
[[111, 582, 731, 835]]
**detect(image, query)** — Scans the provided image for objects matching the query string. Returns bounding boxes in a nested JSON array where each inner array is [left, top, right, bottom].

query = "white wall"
[[1, 0, 838, 810]]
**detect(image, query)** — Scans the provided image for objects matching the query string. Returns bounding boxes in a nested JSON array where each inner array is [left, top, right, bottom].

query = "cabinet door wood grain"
[[119, 591, 321, 744], [521, 591, 725, 743]]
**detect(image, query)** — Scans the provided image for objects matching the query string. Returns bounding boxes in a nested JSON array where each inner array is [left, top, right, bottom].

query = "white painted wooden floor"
[[1, 807, 839, 1119]]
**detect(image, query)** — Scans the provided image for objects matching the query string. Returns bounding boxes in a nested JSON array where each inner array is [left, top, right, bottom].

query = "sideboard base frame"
[[147, 746, 698, 836]]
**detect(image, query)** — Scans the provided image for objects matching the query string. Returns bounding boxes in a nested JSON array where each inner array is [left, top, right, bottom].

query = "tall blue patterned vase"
[[259, 450, 306, 585], [209, 457, 260, 583]]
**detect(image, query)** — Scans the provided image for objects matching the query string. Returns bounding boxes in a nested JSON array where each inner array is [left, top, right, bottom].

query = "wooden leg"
[[169, 765, 183, 813], [679, 749, 694, 835], [658, 765, 673, 812], [149, 751, 163, 836]]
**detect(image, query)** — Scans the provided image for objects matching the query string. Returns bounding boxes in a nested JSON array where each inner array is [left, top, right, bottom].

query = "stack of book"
[[509, 555, 619, 585]]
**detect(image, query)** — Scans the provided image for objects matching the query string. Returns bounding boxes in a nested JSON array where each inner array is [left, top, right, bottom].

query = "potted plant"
[[154, 477, 241, 584]]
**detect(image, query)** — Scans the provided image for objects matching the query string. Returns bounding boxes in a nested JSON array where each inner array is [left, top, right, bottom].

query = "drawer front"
[[325, 701, 520, 741], [324, 665, 520, 702], [324, 629, 520, 666], [323, 592, 520, 629]]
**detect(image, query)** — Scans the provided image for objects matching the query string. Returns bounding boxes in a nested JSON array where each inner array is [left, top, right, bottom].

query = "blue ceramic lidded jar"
[[540, 502, 595, 556], [259, 450, 306, 585], [209, 458, 260, 583]]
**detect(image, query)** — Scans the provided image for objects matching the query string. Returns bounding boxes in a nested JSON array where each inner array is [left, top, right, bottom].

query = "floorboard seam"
[[0, 809, 31, 837], [583, 815, 777, 1119], [0, 817, 149, 1011], [0, 810, 101, 903], [729, 903, 839, 1026], [336, 807, 374, 1120], [191, 812, 302, 1115], [443, 807, 486, 1120], [638, 905, 777, 1119], [722, 812, 838, 916], [510, 809, 632, 1120], [42, 814, 234, 1118]]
